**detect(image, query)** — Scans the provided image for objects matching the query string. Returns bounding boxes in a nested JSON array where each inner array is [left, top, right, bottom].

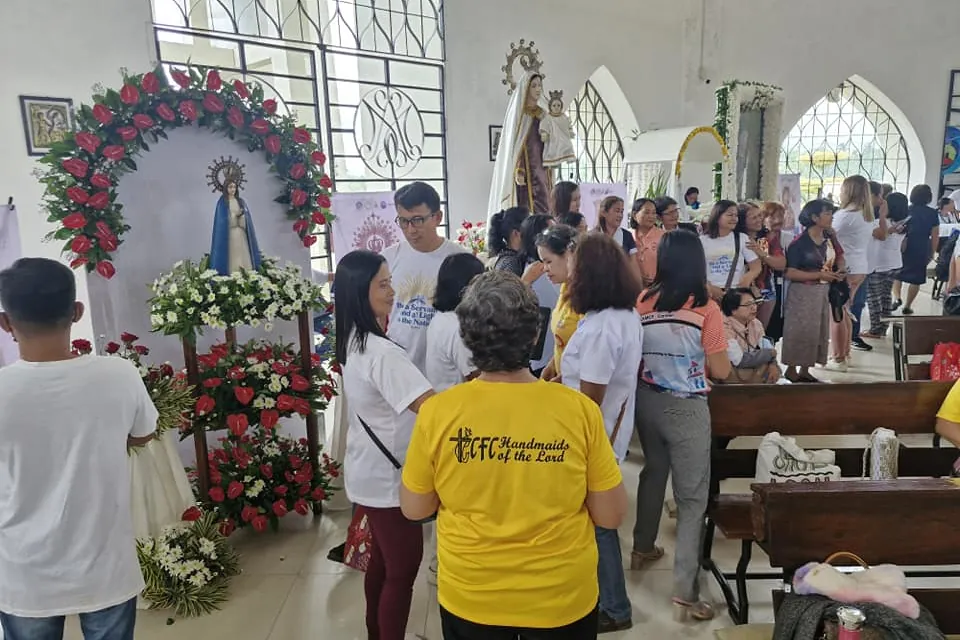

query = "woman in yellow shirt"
[[400, 270, 627, 638], [536, 224, 582, 382]]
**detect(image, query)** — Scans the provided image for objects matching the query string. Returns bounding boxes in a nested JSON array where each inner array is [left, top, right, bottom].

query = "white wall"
[[444, 0, 959, 226], [0, 0, 155, 338]]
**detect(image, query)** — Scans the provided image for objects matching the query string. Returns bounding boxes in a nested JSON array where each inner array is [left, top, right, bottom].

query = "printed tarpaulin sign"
[[331, 191, 400, 265], [578, 183, 628, 230]]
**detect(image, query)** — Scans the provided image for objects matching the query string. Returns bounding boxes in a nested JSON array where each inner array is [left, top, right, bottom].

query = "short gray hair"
[[456, 270, 540, 372]]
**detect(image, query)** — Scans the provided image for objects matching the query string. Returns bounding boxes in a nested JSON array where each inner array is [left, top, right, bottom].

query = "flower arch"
[[38, 64, 334, 279]]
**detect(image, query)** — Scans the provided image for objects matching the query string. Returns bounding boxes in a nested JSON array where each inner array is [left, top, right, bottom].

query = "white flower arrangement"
[[149, 257, 328, 339], [137, 510, 241, 617]]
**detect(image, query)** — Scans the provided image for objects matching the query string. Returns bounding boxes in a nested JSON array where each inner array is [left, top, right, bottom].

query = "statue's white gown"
[[130, 430, 195, 539]]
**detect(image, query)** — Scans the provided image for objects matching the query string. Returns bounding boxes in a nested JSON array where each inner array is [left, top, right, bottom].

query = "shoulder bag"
[[357, 414, 437, 524]]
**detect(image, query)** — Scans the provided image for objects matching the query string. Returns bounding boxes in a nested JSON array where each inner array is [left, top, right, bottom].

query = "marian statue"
[[488, 71, 553, 218], [208, 156, 262, 275]]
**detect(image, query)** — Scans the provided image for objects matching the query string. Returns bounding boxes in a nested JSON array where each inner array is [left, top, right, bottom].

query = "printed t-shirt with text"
[[402, 379, 622, 628], [635, 294, 727, 395]]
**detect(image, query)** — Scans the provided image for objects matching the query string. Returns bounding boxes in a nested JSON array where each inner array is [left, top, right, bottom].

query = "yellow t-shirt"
[[551, 284, 583, 374], [936, 379, 960, 423], [402, 379, 622, 628]]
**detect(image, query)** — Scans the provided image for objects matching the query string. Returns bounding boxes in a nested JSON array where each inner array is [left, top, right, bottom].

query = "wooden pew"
[[891, 315, 960, 380], [703, 381, 955, 624], [753, 479, 960, 634]]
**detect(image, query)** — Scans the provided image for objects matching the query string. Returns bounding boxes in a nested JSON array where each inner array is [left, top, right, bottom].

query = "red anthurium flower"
[[276, 394, 296, 412], [227, 106, 244, 128], [274, 485, 289, 496], [209, 486, 225, 503], [289, 163, 306, 180], [319, 175, 333, 189], [264, 135, 281, 155], [75, 132, 101, 154], [316, 194, 331, 208], [119, 83, 140, 105], [92, 104, 113, 125], [249, 119, 270, 136], [219, 519, 235, 537], [290, 374, 311, 392], [98, 234, 118, 252], [311, 151, 326, 165], [181, 506, 203, 522], [178, 100, 198, 121], [67, 186, 90, 204], [117, 126, 138, 142], [141, 72, 160, 94], [88, 191, 110, 210], [198, 353, 221, 368], [260, 409, 280, 430], [195, 394, 216, 415], [156, 103, 176, 122], [62, 213, 87, 230], [241, 505, 258, 523], [311, 487, 326, 501], [293, 127, 311, 143], [294, 499, 310, 516], [290, 189, 308, 207], [71, 236, 93, 254], [206, 69, 222, 91], [90, 173, 112, 189], [171, 69, 192, 89], [272, 500, 288, 518], [160, 363, 175, 377], [132, 114, 154, 129], [203, 377, 223, 388], [260, 463, 273, 479], [69, 256, 88, 269], [227, 366, 246, 380], [234, 386, 255, 406], [302, 235, 317, 248], [102, 145, 125, 161], [271, 361, 289, 375], [227, 480, 244, 500], [226, 413, 249, 437], [293, 397, 312, 416], [233, 79, 250, 99], [289, 455, 303, 470], [262, 98, 278, 115], [96, 261, 116, 279], [202, 93, 225, 113], [62, 158, 88, 178], [293, 218, 309, 234], [251, 515, 268, 532], [311, 211, 327, 225]]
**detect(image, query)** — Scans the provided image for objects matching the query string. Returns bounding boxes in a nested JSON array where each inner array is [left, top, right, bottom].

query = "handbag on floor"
[[931, 342, 960, 381], [343, 507, 373, 572]]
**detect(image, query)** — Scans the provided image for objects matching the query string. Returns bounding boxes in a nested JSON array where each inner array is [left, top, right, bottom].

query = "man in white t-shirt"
[[0, 258, 157, 640], [382, 182, 466, 373]]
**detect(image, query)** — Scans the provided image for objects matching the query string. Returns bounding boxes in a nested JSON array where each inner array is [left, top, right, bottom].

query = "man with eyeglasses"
[[381, 182, 466, 374]]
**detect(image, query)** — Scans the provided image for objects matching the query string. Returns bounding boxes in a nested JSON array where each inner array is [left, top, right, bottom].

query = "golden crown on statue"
[[206, 156, 246, 193], [502, 39, 545, 96], [548, 90, 564, 103]]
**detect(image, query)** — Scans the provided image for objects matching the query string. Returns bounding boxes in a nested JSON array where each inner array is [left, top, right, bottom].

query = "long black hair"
[[641, 229, 709, 311], [433, 253, 485, 312], [520, 214, 554, 262], [706, 199, 739, 238], [334, 250, 388, 366], [535, 223, 578, 257], [488, 207, 529, 257], [551, 181, 579, 217]]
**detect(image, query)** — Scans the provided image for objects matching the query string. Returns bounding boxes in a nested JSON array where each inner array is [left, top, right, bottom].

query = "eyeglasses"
[[395, 214, 436, 228]]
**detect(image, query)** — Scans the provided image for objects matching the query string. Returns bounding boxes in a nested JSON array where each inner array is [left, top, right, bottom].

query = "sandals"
[[671, 598, 716, 621], [630, 546, 665, 570]]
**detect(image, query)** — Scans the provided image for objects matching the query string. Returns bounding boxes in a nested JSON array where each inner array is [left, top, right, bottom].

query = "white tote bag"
[[755, 432, 841, 483]]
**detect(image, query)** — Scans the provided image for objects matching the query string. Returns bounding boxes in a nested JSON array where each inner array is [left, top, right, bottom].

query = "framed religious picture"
[[489, 125, 502, 162], [19, 95, 74, 157]]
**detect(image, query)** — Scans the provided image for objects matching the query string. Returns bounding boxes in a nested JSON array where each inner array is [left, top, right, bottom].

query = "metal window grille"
[[562, 80, 624, 184]]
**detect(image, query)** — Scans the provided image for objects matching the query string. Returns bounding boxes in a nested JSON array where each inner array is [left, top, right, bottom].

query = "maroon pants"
[[364, 506, 424, 640]]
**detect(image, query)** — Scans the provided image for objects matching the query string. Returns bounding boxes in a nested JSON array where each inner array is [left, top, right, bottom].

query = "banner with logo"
[[578, 182, 629, 230], [331, 191, 401, 266]]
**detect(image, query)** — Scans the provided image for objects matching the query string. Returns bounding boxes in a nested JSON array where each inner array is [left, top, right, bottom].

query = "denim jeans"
[[850, 273, 870, 336], [0, 598, 136, 640], [595, 526, 631, 623]]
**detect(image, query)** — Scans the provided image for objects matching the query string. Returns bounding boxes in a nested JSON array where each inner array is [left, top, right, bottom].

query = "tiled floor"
[[48, 288, 953, 639]]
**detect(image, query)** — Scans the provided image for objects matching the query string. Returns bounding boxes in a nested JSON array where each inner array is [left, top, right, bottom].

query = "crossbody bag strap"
[[357, 414, 402, 470], [609, 400, 629, 447], [725, 232, 741, 291]]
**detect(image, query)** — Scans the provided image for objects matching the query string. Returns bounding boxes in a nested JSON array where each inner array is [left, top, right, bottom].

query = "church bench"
[[753, 479, 960, 635], [891, 315, 960, 380], [703, 381, 955, 625]]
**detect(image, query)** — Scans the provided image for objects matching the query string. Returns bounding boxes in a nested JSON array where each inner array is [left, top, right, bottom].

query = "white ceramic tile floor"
[[42, 286, 953, 639]]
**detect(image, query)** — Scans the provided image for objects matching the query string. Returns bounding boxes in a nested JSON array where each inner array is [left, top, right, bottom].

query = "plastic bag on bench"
[[755, 432, 841, 483]]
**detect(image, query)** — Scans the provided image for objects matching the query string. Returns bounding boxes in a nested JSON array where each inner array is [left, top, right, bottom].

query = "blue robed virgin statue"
[[208, 157, 262, 275]]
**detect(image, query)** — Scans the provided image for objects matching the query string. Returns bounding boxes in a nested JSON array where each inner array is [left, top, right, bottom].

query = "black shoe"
[[902, 307, 914, 315], [891, 299, 903, 311], [326, 542, 346, 564], [598, 610, 633, 634], [851, 337, 873, 352]]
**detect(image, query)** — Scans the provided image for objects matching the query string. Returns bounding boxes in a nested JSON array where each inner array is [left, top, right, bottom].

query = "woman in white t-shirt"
[[335, 250, 435, 639], [561, 232, 644, 632], [701, 200, 761, 300], [864, 192, 908, 338], [426, 253, 484, 391], [829, 176, 875, 369]]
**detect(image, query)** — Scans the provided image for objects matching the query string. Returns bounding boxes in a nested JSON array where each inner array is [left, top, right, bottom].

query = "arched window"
[[564, 80, 625, 184], [780, 79, 911, 202]]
